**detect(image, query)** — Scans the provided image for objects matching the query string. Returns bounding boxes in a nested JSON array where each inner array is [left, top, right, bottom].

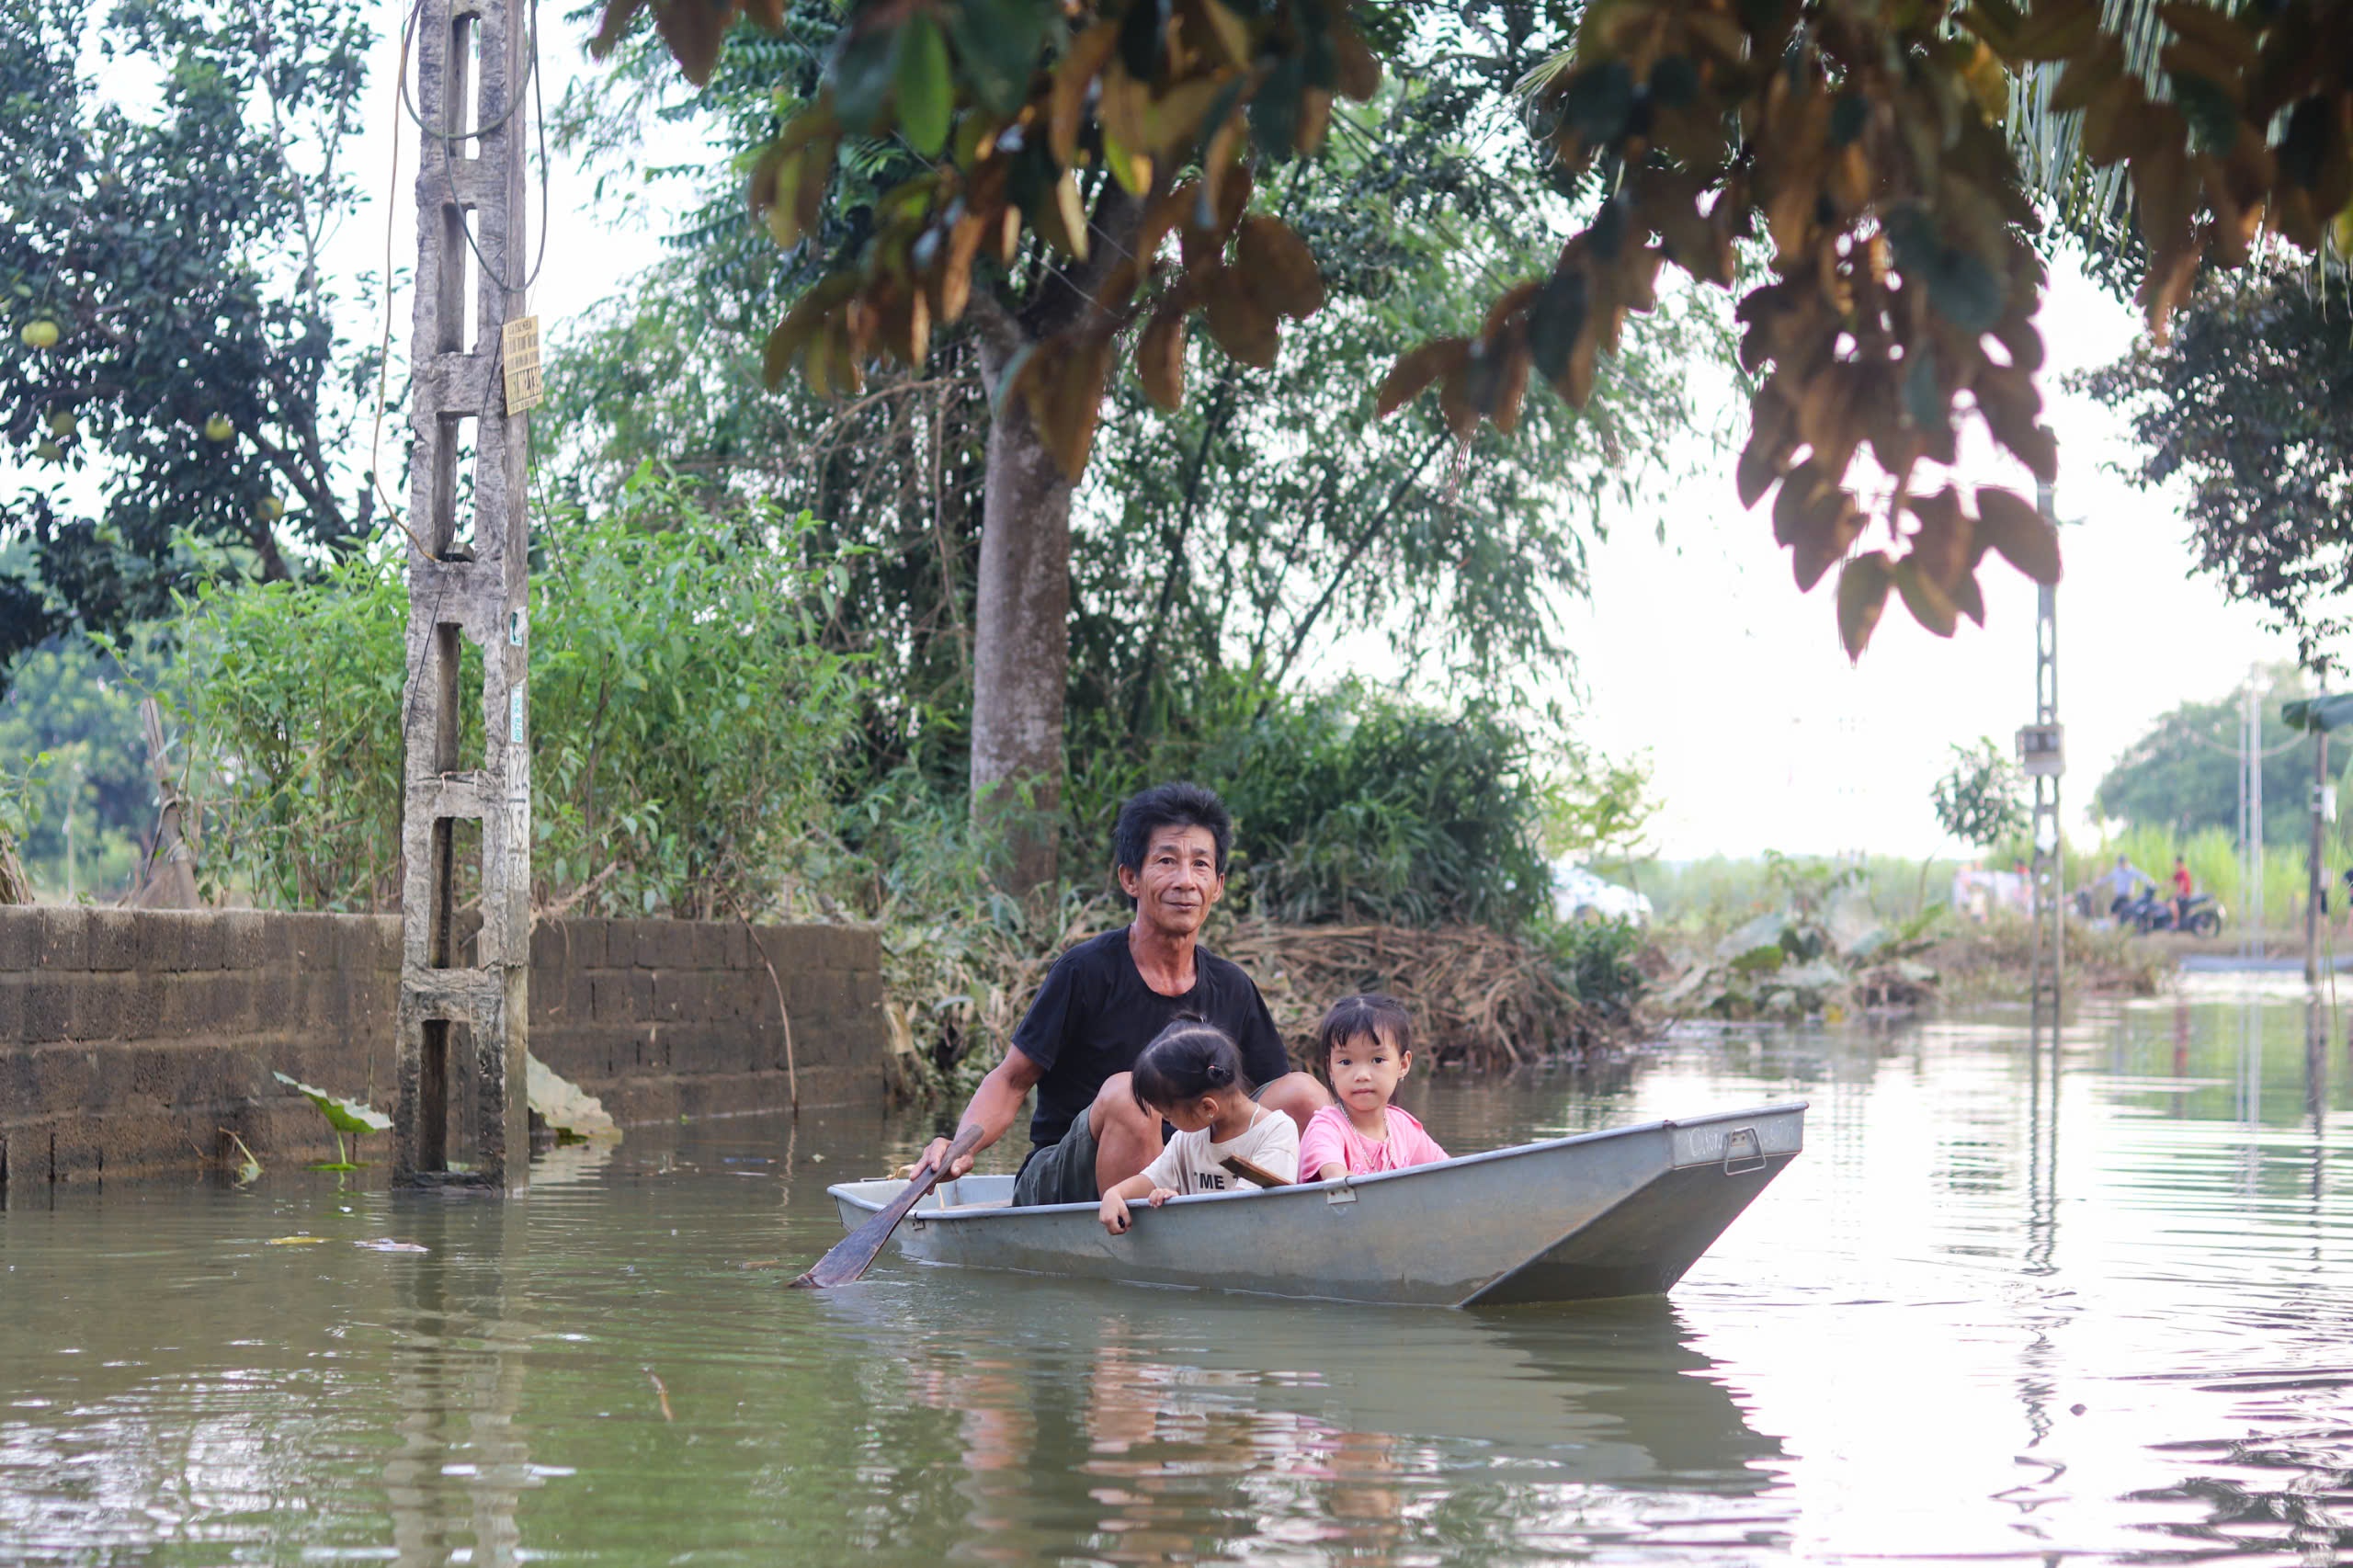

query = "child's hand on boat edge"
[[1098, 1187, 1180, 1234]]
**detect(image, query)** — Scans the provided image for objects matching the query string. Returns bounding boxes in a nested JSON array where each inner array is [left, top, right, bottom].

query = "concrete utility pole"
[[2238, 673, 2264, 962], [2019, 480, 2065, 1017], [392, 0, 536, 1190], [2304, 680, 2330, 986]]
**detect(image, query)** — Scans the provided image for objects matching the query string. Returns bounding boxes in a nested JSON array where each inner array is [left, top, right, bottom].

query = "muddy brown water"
[[5, 976, 2351, 1564]]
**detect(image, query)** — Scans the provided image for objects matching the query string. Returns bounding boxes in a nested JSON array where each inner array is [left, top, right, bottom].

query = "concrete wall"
[[0, 907, 886, 1187]]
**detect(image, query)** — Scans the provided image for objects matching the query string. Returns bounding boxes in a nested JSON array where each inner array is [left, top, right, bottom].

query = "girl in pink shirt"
[[1298, 994, 1449, 1182]]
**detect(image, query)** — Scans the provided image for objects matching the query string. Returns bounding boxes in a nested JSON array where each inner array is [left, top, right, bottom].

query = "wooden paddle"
[[791, 1124, 984, 1289], [1219, 1154, 1290, 1189]]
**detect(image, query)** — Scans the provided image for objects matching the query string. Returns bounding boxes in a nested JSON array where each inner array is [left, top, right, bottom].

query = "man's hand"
[[903, 1129, 983, 1183], [1099, 1191, 1133, 1234]]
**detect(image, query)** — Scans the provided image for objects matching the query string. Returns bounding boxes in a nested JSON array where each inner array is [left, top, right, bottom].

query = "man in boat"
[[914, 781, 1331, 1205]]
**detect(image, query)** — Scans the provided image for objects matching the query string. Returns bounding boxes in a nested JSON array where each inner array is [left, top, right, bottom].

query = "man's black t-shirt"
[[1012, 927, 1288, 1149]]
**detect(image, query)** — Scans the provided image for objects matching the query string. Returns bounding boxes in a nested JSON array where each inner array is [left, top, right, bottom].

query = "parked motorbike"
[[2115, 890, 2223, 937]]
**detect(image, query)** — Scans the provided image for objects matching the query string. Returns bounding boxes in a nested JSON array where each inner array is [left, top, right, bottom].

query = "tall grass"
[[1605, 853, 1954, 932], [1615, 824, 2337, 939], [2093, 823, 2320, 934]]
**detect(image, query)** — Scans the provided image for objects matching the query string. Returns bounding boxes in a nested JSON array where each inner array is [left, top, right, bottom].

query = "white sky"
[[48, 6, 2332, 863], [1529, 259, 2316, 861]]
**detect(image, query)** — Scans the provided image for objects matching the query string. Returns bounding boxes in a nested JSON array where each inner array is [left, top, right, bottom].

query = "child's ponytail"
[[1131, 1017, 1250, 1110]]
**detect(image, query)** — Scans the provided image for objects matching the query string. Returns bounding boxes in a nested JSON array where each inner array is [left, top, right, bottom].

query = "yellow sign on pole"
[[502, 314, 543, 415]]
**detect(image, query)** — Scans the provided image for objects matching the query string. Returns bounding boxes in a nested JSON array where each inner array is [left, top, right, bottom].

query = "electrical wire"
[[366, 10, 437, 560], [367, 0, 552, 558], [399, 0, 553, 298]]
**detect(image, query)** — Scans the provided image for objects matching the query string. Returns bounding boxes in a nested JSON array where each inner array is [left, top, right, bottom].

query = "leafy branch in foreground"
[[603, 0, 2353, 662]]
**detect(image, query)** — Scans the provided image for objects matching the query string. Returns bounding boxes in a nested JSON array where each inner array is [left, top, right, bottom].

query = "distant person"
[[1097, 1021, 1299, 1235], [1299, 994, 1449, 1184], [2172, 856, 2195, 926], [2102, 854, 2154, 920]]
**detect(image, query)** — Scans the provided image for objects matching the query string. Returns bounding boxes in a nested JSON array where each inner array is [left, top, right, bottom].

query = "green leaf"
[[273, 1071, 393, 1137], [1902, 344, 1942, 429], [1119, 0, 1168, 82], [1561, 61, 1633, 144], [831, 24, 899, 133], [895, 15, 953, 157], [1250, 52, 1305, 160], [1527, 267, 1587, 383], [1649, 55, 1698, 108], [2281, 694, 2353, 733], [528, 1053, 622, 1143], [1926, 252, 2004, 333], [2169, 71, 2237, 155], [945, 0, 1053, 118], [1829, 91, 1867, 146]]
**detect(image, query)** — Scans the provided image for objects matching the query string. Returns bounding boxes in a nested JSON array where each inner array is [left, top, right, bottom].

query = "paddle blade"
[[790, 1126, 983, 1289], [790, 1202, 914, 1288]]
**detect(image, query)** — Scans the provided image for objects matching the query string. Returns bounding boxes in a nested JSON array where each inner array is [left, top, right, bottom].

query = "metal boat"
[[824, 1100, 1805, 1308]]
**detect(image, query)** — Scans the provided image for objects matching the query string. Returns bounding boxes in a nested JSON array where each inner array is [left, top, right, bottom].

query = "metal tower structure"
[[392, 0, 537, 1190], [2238, 673, 2264, 961], [2020, 480, 2064, 1017]]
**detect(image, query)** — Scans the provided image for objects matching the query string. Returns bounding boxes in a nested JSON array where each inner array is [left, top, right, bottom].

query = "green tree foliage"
[[569, 0, 1732, 890], [1930, 737, 2028, 852], [552, 0, 1724, 773], [0, 638, 152, 894], [0, 0, 373, 683], [1159, 679, 1559, 929], [606, 0, 2353, 667], [2093, 667, 2321, 846], [162, 469, 865, 915], [2075, 268, 2353, 674]]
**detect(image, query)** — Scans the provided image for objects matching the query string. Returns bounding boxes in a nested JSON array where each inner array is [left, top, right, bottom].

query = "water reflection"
[[816, 1275, 1785, 1562], [384, 1201, 538, 1568], [6, 990, 2353, 1563]]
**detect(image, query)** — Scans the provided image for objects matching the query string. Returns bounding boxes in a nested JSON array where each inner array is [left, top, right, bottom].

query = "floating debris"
[[266, 1235, 327, 1246], [355, 1238, 428, 1254]]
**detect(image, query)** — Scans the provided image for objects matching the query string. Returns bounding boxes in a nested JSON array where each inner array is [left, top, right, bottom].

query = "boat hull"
[[824, 1101, 1804, 1308]]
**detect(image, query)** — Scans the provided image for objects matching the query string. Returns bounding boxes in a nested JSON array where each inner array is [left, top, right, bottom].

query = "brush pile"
[[879, 906, 1640, 1099], [1222, 921, 1622, 1071]]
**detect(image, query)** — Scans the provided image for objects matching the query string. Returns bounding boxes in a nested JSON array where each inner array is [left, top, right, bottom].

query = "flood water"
[[6, 978, 2353, 1564]]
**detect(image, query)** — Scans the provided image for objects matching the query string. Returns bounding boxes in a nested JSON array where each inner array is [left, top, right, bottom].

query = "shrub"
[[1062, 675, 1557, 930], [164, 467, 865, 917]]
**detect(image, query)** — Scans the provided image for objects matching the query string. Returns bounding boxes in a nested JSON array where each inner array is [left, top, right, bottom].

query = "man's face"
[[1120, 824, 1225, 938]]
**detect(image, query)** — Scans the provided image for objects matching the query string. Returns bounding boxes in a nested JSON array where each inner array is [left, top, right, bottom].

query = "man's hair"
[[1112, 782, 1233, 897]]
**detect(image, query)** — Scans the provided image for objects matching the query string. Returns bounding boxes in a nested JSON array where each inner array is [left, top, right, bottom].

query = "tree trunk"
[[962, 187, 1142, 900], [969, 350, 1072, 897]]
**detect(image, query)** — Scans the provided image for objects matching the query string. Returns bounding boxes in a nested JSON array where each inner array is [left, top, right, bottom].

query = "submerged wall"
[[0, 907, 887, 1187]]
